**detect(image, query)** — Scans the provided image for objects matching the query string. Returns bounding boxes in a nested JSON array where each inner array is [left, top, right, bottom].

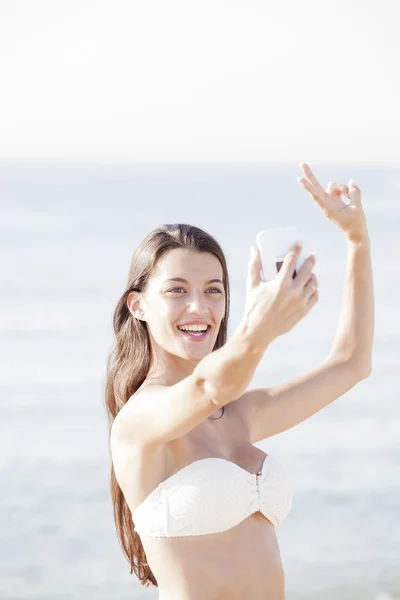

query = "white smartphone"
[[256, 227, 307, 282]]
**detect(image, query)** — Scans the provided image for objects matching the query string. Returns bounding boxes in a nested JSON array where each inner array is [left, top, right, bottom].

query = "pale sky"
[[0, 0, 399, 164]]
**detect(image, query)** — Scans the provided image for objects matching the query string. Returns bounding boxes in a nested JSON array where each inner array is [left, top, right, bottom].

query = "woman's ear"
[[126, 291, 146, 321]]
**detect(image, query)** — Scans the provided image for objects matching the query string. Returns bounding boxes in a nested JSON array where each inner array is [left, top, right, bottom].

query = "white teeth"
[[178, 324, 208, 332]]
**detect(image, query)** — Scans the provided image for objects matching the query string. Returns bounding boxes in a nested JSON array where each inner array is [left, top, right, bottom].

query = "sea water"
[[1, 161, 398, 599]]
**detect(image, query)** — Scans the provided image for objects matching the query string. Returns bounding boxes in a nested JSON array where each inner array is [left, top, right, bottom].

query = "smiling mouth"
[[177, 325, 211, 340]]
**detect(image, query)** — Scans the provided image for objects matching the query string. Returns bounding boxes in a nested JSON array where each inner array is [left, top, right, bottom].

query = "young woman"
[[105, 163, 374, 599]]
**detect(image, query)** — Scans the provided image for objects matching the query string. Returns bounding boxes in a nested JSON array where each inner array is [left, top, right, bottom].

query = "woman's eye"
[[167, 287, 222, 294]]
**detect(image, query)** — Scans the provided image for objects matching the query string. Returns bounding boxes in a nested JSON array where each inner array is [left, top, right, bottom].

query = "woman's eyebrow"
[[165, 277, 223, 285]]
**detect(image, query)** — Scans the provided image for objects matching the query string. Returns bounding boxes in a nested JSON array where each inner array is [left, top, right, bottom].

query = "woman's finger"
[[297, 175, 327, 213], [246, 245, 261, 289], [326, 181, 350, 204], [348, 180, 363, 208], [278, 242, 303, 281], [303, 276, 318, 301], [327, 182, 350, 200], [299, 163, 326, 196], [305, 288, 319, 313]]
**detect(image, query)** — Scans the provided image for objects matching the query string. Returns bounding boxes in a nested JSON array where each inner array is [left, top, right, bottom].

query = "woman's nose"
[[187, 293, 208, 313]]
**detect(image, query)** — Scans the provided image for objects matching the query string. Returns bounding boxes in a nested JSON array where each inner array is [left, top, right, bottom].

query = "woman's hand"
[[297, 163, 368, 243], [244, 242, 318, 343]]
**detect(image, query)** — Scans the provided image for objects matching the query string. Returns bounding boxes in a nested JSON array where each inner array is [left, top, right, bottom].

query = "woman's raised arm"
[[298, 163, 374, 369]]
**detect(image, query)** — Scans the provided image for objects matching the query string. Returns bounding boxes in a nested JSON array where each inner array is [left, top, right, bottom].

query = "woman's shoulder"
[[112, 379, 167, 432]]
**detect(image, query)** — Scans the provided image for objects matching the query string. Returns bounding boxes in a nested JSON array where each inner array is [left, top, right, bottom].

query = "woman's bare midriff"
[[117, 396, 286, 600], [148, 513, 284, 600]]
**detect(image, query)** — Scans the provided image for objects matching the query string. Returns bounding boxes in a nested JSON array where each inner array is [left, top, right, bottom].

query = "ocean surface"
[[1, 161, 399, 600]]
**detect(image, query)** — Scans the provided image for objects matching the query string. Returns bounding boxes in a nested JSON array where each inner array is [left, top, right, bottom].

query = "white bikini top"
[[131, 453, 294, 538]]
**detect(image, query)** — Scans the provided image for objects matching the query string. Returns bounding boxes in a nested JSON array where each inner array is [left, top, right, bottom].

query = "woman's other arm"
[[328, 233, 374, 372]]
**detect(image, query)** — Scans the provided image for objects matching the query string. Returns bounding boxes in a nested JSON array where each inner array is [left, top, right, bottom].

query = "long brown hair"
[[104, 223, 231, 587]]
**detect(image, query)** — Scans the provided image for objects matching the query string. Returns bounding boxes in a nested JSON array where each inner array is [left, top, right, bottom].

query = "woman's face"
[[134, 248, 226, 366]]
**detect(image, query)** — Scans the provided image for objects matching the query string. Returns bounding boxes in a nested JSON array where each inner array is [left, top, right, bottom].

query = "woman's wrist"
[[346, 228, 370, 245]]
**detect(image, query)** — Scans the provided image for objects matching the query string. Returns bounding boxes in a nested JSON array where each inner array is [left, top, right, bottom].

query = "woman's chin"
[[175, 337, 214, 360]]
